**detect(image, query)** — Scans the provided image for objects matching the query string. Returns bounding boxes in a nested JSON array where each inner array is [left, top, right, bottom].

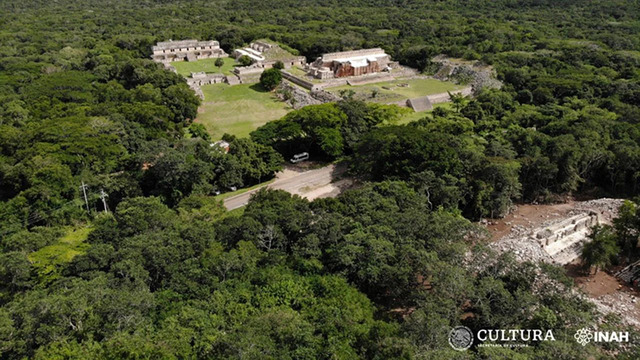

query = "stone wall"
[[320, 48, 388, 62], [407, 97, 433, 112], [151, 39, 227, 63], [281, 71, 319, 90], [539, 212, 600, 264], [277, 81, 321, 109], [311, 89, 341, 103]]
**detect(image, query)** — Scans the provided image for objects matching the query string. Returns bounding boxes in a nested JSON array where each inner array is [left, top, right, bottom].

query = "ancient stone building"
[[232, 41, 305, 68], [151, 40, 227, 63], [307, 48, 393, 79]]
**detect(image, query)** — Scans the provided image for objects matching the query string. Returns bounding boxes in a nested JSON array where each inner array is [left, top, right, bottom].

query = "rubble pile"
[[431, 55, 502, 94], [276, 81, 341, 109], [490, 236, 553, 263], [490, 199, 624, 265], [277, 81, 321, 109], [573, 198, 624, 223], [591, 292, 640, 328]]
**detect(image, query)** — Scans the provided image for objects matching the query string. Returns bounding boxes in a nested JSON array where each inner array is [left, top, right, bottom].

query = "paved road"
[[224, 164, 346, 210]]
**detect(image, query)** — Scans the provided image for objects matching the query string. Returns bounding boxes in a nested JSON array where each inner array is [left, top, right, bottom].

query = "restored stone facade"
[[232, 41, 305, 69], [307, 48, 393, 79], [151, 40, 227, 63]]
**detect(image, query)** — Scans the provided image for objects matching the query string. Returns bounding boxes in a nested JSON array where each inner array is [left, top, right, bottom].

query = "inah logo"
[[449, 326, 474, 351], [574, 328, 593, 346], [574, 327, 628, 346]]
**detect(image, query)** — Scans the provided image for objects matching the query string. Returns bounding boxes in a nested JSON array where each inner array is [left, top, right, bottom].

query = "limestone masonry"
[[307, 48, 395, 79], [151, 40, 227, 63]]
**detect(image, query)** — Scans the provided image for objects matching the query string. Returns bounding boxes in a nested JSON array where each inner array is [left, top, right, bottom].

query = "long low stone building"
[[151, 39, 227, 63]]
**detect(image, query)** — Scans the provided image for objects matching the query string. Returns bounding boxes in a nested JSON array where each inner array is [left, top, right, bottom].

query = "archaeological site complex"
[[151, 39, 490, 116]]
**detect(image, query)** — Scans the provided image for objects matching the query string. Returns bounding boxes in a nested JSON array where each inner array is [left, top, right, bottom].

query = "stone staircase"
[[534, 212, 599, 264], [616, 260, 640, 283]]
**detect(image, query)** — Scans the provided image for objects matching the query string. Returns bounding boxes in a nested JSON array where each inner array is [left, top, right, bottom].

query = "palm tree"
[[448, 91, 469, 112]]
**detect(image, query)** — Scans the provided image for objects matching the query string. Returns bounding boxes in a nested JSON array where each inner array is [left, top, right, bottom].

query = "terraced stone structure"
[[230, 41, 305, 83], [232, 41, 305, 68], [535, 212, 600, 264], [152, 40, 227, 63]]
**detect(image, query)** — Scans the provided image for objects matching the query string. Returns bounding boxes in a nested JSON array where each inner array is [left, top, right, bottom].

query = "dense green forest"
[[1, 0, 640, 358]]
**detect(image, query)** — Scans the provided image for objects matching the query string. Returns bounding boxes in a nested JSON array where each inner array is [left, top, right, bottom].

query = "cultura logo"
[[448, 327, 556, 350], [449, 326, 474, 351], [574, 328, 593, 346]]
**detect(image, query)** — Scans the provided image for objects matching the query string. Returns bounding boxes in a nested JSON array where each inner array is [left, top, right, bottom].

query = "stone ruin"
[[151, 39, 227, 63], [535, 212, 599, 264], [616, 259, 640, 288], [276, 81, 341, 109], [307, 48, 396, 79], [431, 55, 502, 94], [490, 198, 625, 266]]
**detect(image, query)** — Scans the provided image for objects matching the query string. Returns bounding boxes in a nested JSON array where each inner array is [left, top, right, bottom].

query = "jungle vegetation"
[[1, 0, 640, 358]]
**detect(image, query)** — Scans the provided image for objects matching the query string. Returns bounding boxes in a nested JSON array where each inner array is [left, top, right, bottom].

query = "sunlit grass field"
[[196, 83, 291, 139], [171, 57, 237, 77], [326, 78, 465, 103]]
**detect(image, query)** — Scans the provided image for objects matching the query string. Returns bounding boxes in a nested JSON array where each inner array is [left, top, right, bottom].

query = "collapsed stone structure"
[[151, 40, 227, 63], [491, 211, 601, 265], [431, 55, 501, 94], [276, 81, 341, 109], [307, 48, 395, 79], [491, 199, 623, 265], [616, 260, 640, 288]]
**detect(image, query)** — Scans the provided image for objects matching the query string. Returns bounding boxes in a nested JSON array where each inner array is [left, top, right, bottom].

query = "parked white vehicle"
[[290, 152, 309, 163]]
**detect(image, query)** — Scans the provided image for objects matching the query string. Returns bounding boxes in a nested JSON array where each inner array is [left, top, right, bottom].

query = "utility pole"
[[99, 189, 109, 213], [80, 181, 90, 214]]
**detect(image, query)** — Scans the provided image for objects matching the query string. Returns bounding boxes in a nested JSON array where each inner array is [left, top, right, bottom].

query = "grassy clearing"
[[284, 66, 322, 83], [172, 57, 237, 77], [28, 226, 92, 282], [197, 83, 290, 139], [326, 78, 464, 103], [285, 66, 310, 77], [395, 103, 453, 125]]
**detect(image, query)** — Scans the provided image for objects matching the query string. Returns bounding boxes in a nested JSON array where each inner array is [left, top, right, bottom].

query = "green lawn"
[[172, 57, 237, 77], [285, 66, 310, 77], [326, 78, 464, 103], [284, 66, 322, 84], [197, 83, 291, 139]]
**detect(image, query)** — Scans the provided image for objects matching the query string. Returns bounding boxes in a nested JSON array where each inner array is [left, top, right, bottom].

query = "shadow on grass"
[[249, 83, 269, 93]]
